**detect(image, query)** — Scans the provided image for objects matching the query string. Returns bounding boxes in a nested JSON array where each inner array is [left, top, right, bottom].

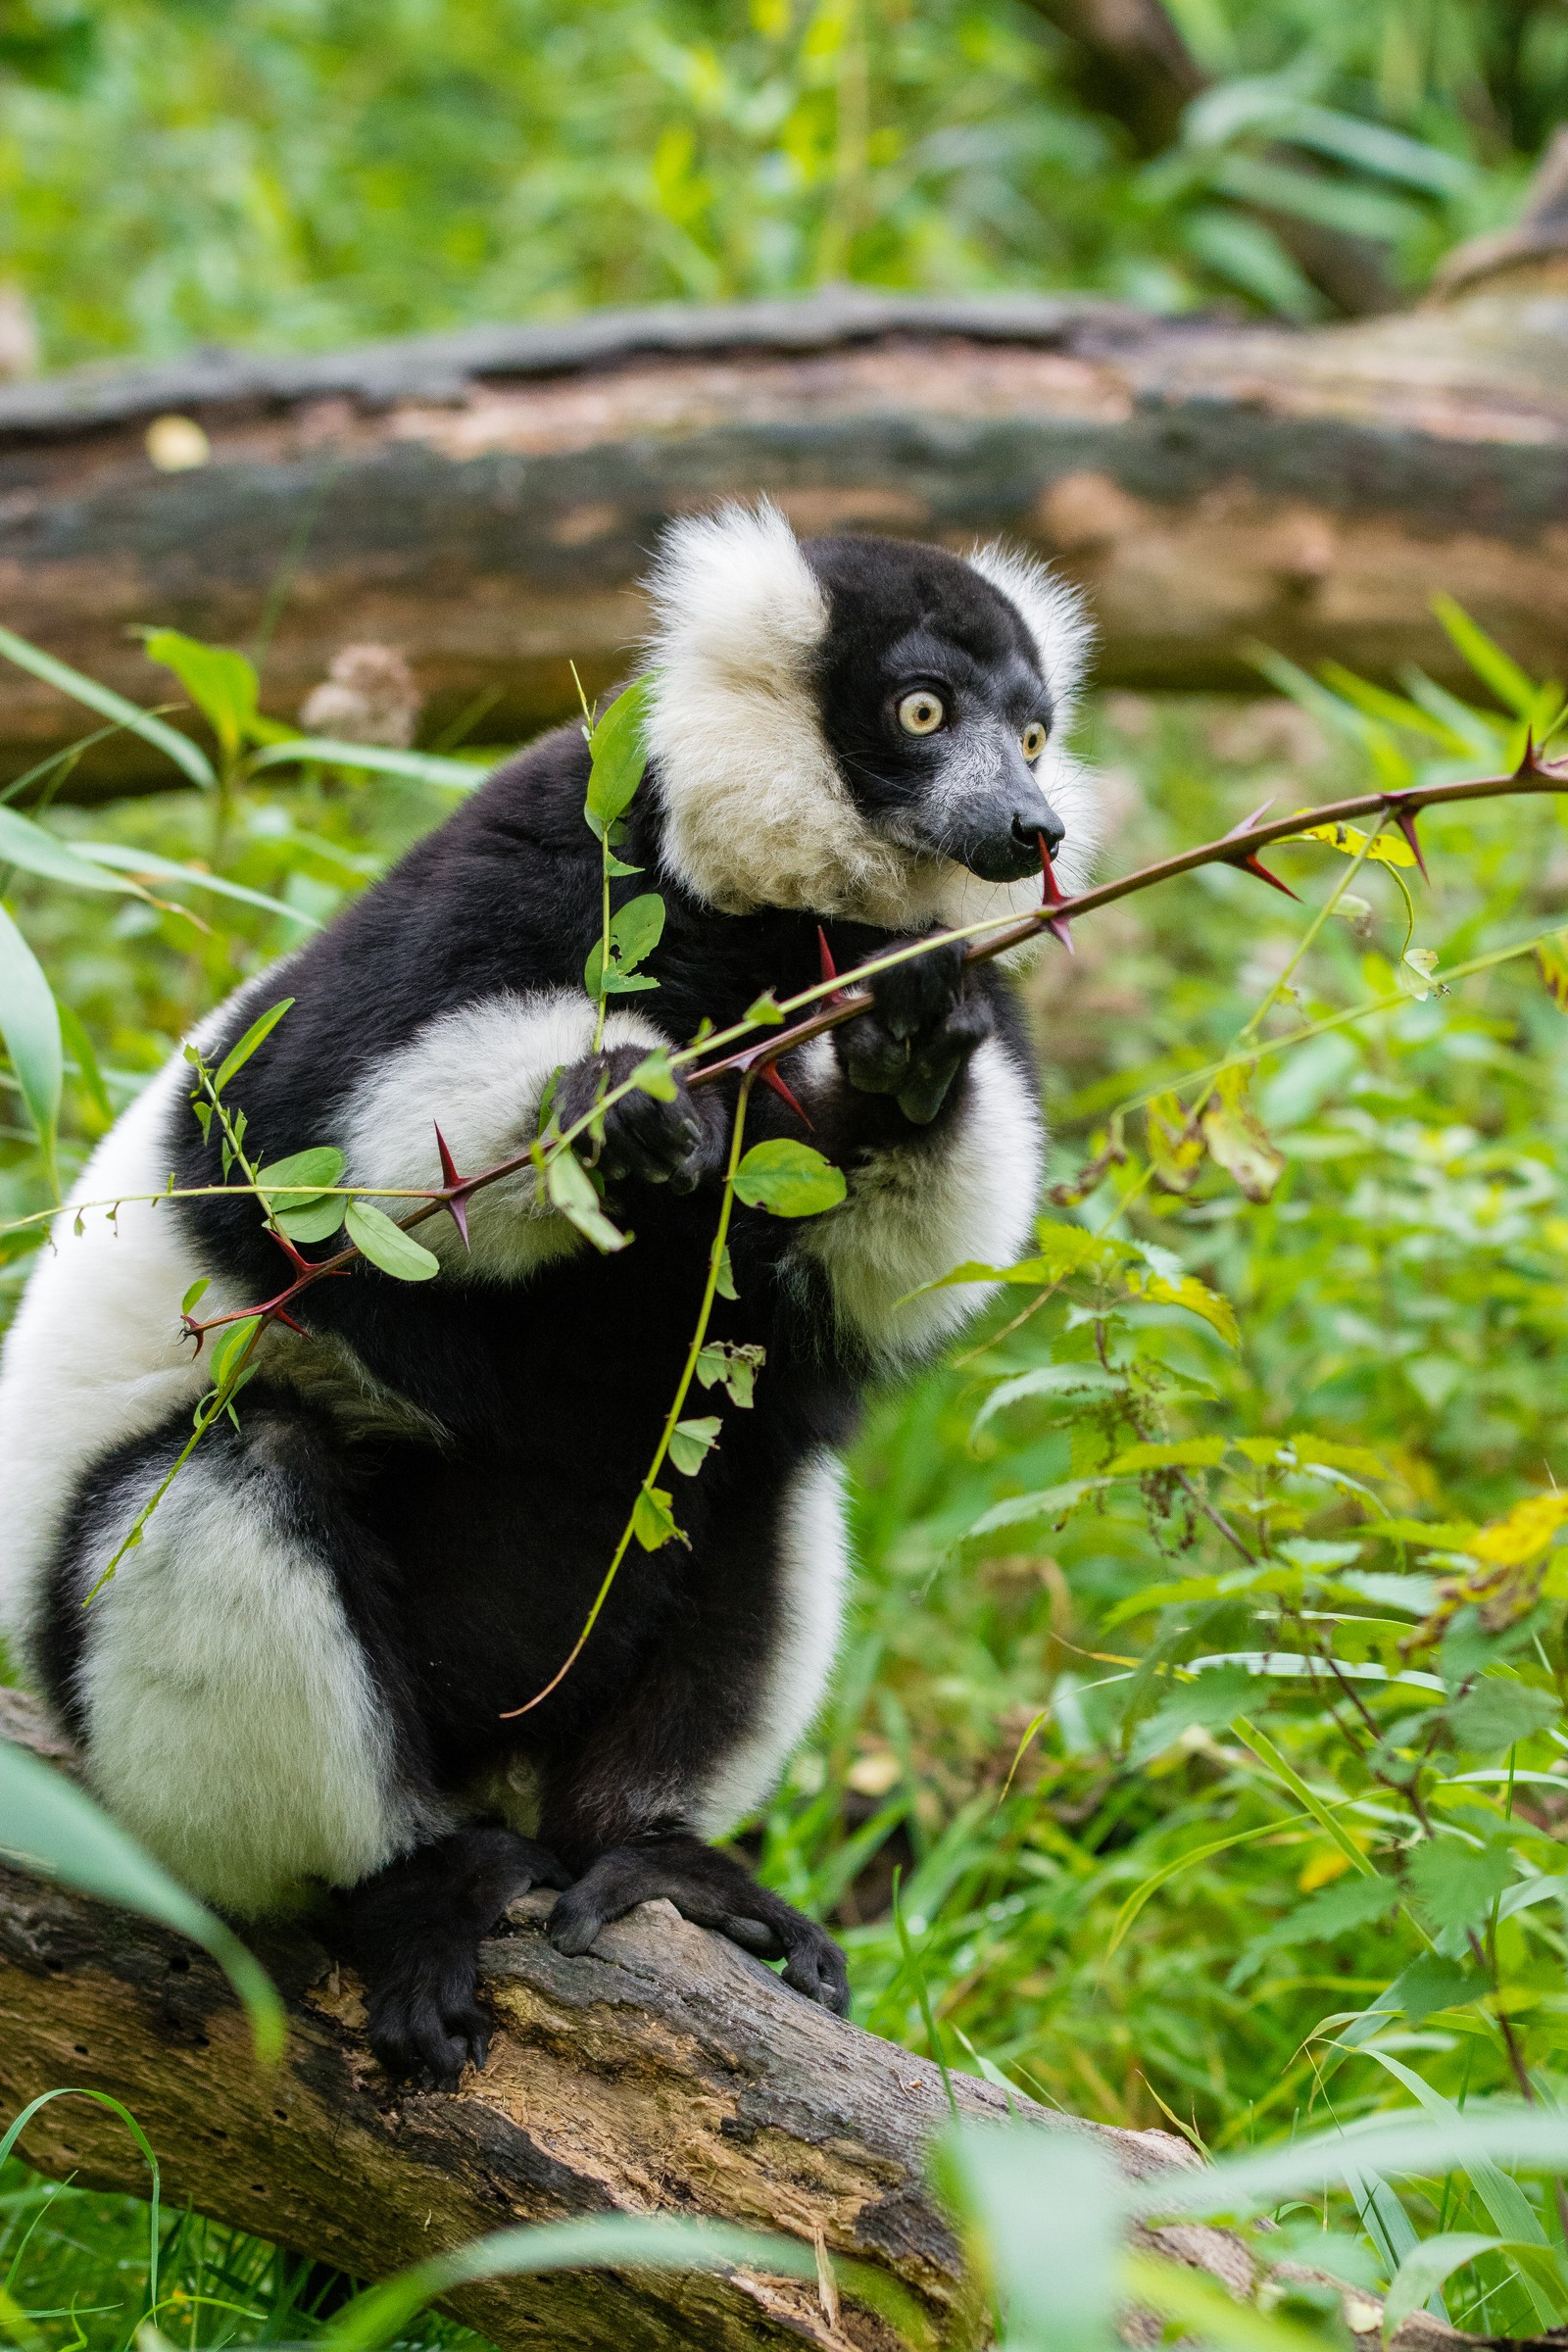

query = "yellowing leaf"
[[1125, 1266, 1241, 1349], [1295, 816, 1415, 866], [1469, 1492, 1568, 1568], [1536, 935, 1568, 1011], [1200, 1067, 1284, 1203], [1289, 1434, 1391, 1481], [1298, 1845, 1353, 1894], [1147, 1094, 1202, 1194]]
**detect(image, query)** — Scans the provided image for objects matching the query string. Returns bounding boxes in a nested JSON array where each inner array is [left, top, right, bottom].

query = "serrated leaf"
[[632, 1483, 685, 1552], [1108, 1436, 1227, 1474], [1406, 1836, 1515, 1933], [142, 627, 260, 761], [1147, 1093, 1203, 1193], [967, 1480, 1102, 1541], [546, 1148, 629, 1253], [1446, 1679, 1560, 1760], [345, 1198, 441, 1282], [1289, 1434, 1391, 1480], [971, 1362, 1118, 1438], [1126, 1265, 1241, 1349], [733, 1139, 846, 1218], [744, 991, 784, 1025], [213, 998, 295, 1097], [0, 903, 61, 1173], [668, 1416, 721, 1476]]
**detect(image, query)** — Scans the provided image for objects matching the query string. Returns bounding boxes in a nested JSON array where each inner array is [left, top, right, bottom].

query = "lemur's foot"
[[557, 1045, 716, 1195], [339, 1826, 570, 2090], [548, 1832, 851, 2015], [836, 937, 995, 1125]]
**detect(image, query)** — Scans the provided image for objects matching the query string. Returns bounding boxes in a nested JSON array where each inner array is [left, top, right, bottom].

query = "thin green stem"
[[498, 1067, 757, 1719]]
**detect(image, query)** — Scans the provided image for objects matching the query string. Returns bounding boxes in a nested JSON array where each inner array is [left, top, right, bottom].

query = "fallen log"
[[0, 165, 1564, 793], [0, 1690, 1551, 2352]]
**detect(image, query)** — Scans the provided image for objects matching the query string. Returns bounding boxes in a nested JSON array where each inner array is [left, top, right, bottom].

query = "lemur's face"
[[804, 534, 1064, 888], [645, 504, 1097, 926]]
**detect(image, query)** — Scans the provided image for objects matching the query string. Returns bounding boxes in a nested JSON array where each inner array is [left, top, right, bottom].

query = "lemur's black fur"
[[25, 527, 1076, 2088]]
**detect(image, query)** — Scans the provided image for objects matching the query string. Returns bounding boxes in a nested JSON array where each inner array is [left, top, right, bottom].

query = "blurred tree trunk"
[[0, 145, 1564, 794]]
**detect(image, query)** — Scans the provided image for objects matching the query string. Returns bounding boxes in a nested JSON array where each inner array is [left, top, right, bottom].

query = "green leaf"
[[1446, 1679, 1560, 1761], [0, 903, 61, 1175], [1431, 594, 1540, 719], [208, 1314, 262, 1392], [141, 627, 260, 761], [1128, 1665, 1260, 1765], [1387, 1952, 1480, 2026], [213, 997, 295, 1097], [583, 675, 653, 842], [971, 1362, 1118, 1438], [1107, 1436, 1227, 1473], [0, 1738, 282, 2060], [74, 841, 318, 927], [0, 621, 217, 791], [694, 1339, 765, 1408], [744, 990, 784, 1025], [345, 1198, 441, 1282], [668, 1416, 721, 1477], [1382, 2234, 1504, 2342], [546, 1147, 629, 1253], [629, 1048, 677, 1101], [1125, 1263, 1241, 1348], [57, 1000, 111, 1124], [943, 2124, 1120, 2352], [632, 1483, 685, 1552], [248, 737, 483, 791], [713, 1245, 738, 1300], [585, 891, 667, 1001], [0, 804, 143, 895], [179, 1276, 210, 1317], [258, 1146, 348, 1242], [1407, 1837, 1516, 1933], [733, 1139, 846, 1218], [966, 1480, 1102, 1541], [323, 2216, 818, 2352]]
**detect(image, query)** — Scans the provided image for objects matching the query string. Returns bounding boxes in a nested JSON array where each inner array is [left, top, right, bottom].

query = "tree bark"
[[0, 259, 1565, 795], [0, 1690, 1553, 2352]]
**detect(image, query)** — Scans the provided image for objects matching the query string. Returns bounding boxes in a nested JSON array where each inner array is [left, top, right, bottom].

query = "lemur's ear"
[[966, 543, 1096, 721]]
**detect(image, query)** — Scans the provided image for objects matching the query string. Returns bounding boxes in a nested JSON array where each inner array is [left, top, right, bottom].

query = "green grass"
[[7, 649, 1568, 2339]]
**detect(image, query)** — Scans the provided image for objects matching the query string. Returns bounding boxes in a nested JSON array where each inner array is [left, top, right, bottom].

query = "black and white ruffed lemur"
[[0, 508, 1097, 2087]]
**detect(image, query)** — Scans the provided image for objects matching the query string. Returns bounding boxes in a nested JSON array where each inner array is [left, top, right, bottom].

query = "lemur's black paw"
[[836, 938, 993, 1125], [556, 1046, 713, 1195], [339, 1825, 570, 2092], [545, 1835, 850, 2011]]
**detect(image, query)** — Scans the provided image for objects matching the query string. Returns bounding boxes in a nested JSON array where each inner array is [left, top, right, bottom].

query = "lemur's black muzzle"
[[957, 792, 1066, 884]]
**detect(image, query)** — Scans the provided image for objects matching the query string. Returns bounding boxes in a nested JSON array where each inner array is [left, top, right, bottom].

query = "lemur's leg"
[[794, 939, 1045, 1364], [540, 1454, 852, 2015], [41, 1389, 567, 2089]]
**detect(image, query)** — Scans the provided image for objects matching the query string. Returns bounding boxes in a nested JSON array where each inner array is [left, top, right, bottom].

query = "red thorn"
[[1233, 851, 1300, 902], [1039, 833, 1074, 952], [181, 1318, 205, 1355], [1224, 795, 1279, 840], [760, 1060, 812, 1129], [267, 1225, 313, 1273], [434, 1121, 471, 1251], [1515, 731, 1540, 780], [1392, 805, 1430, 883], [270, 1307, 309, 1338], [816, 924, 840, 993]]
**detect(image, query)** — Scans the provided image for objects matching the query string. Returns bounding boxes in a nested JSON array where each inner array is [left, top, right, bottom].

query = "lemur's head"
[[644, 502, 1096, 931]]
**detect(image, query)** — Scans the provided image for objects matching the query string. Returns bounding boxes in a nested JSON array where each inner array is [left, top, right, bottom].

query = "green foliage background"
[[5, 0, 1568, 2344]]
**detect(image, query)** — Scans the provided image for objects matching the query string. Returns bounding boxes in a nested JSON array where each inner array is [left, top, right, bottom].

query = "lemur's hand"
[[556, 1044, 717, 1195], [835, 937, 993, 1125]]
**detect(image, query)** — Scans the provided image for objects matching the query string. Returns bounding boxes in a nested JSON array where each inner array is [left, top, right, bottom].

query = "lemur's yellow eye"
[[1021, 720, 1049, 761], [898, 691, 945, 736]]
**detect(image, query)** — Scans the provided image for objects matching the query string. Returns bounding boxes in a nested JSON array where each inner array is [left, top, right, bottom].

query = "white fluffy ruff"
[[645, 503, 1098, 928]]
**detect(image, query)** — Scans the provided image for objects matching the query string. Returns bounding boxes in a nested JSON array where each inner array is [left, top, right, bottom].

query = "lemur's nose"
[[1012, 802, 1065, 859]]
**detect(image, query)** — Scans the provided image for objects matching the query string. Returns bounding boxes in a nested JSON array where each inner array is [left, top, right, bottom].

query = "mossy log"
[[0, 1691, 1549, 2352], [0, 234, 1565, 791]]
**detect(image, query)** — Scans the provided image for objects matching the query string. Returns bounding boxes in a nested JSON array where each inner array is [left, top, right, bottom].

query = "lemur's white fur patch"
[[0, 1014, 241, 1679], [74, 1435, 440, 1914], [693, 1449, 851, 1836], [797, 1033, 1044, 1360], [337, 990, 667, 1281], [646, 501, 1098, 930]]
